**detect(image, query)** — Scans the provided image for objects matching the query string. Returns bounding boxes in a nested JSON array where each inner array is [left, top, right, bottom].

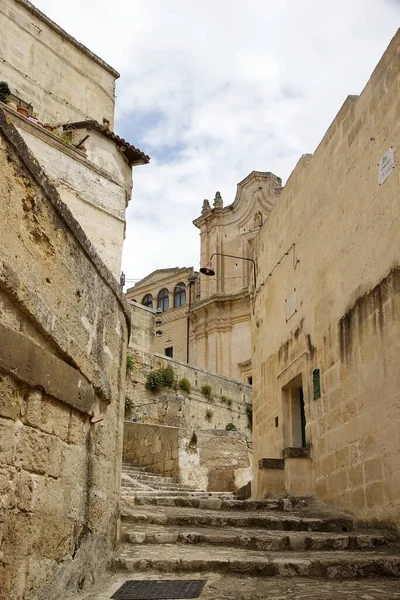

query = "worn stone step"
[[122, 522, 395, 551], [63, 571, 400, 600], [121, 496, 297, 510], [121, 506, 354, 533], [115, 544, 400, 578], [123, 480, 198, 491], [121, 490, 227, 498]]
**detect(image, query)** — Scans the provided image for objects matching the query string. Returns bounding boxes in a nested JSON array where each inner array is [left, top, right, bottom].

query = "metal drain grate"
[[111, 579, 207, 599]]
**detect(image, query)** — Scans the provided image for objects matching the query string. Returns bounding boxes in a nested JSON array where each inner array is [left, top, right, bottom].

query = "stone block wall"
[[126, 349, 252, 437], [123, 422, 180, 478], [251, 31, 400, 529], [0, 111, 129, 599], [123, 423, 252, 492]]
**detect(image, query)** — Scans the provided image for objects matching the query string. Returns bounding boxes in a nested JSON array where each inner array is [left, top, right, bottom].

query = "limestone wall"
[[123, 422, 180, 478], [252, 31, 400, 529], [0, 0, 117, 127], [0, 111, 129, 599], [123, 423, 252, 492], [13, 119, 132, 276], [125, 348, 252, 438]]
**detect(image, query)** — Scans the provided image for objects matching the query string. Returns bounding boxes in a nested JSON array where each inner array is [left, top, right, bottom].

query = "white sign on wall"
[[378, 147, 394, 185]]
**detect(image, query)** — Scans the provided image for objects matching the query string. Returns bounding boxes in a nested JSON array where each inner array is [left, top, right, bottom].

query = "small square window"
[[165, 347, 173, 358]]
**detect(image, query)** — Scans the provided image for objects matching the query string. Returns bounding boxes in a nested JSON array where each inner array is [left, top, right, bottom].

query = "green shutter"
[[313, 369, 321, 400]]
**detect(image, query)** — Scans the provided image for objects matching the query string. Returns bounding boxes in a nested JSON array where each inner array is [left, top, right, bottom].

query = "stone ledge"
[[0, 322, 95, 413], [282, 447, 311, 459], [258, 458, 284, 470]]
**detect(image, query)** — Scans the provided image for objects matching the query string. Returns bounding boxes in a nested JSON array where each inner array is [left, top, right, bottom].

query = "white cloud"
[[33, 0, 400, 280]]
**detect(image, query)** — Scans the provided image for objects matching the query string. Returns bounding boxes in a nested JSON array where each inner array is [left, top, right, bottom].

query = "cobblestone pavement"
[[69, 571, 400, 600]]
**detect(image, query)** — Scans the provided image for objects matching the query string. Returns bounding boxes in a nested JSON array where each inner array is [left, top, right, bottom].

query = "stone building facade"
[[0, 0, 149, 278], [0, 111, 130, 599], [191, 176, 282, 381], [126, 267, 198, 362], [127, 174, 282, 382], [251, 30, 400, 530]]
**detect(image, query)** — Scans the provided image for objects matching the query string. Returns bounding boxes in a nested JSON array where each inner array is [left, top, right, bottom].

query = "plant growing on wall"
[[178, 378, 191, 394], [0, 81, 10, 104], [161, 364, 175, 388], [220, 395, 227, 403], [245, 404, 253, 431], [225, 422, 237, 431], [201, 384, 212, 400], [227, 398, 232, 407], [145, 364, 175, 393], [126, 355, 135, 373], [125, 396, 134, 414], [205, 409, 213, 421]]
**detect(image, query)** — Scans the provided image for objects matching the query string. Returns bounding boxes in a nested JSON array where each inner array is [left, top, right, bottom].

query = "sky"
[[33, 0, 400, 284]]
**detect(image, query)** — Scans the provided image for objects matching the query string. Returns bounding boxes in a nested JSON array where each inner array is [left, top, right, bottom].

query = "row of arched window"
[[142, 283, 186, 312]]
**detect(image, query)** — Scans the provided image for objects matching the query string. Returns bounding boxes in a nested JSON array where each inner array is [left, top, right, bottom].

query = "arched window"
[[174, 282, 186, 308], [157, 288, 169, 312], [142, 294, 153, 308]]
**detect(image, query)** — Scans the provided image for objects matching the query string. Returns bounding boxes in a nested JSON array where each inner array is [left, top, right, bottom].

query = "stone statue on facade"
[[213, 191, 223, 209], [201, 199, 211, 214]]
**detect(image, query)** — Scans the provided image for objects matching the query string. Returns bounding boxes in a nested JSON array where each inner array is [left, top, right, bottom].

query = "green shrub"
[[145, 370, 164, 393], [179, 378, 191, 394], [201, 384, 212, 400], [126, 355, 135, 373], [124, 396, 134, 413], [161, 364, 175, 388], [245, 404, 253, 431], [220, 395, 227, 403], [145, 364, 175, 393], [0, 81, 10, 103], [205, 409, 213, 421], [225, 422, 237, 431]]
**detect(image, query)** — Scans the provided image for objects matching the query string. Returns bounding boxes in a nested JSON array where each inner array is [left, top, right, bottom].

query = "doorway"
[[282, 374, 307, 449]]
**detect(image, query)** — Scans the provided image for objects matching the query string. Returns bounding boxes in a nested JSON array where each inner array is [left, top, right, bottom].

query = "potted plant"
[[6, 98, 18, 111], [43, 123, 53, 132], [0, 81, 10, 105], [17, 105, 29, 117]]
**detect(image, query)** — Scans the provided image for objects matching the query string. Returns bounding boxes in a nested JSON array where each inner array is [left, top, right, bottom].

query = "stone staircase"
[[121, 461, 233, 505], [117, 461, 400, 583]]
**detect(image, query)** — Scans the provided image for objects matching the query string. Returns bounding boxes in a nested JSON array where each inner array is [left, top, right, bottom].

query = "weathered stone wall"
[[123, 423, 252, 492], [126, 347, 252, 437], [13, 118, 132, 276], [123, 422, 180, 478], [252, 31, 400, 529], [0, 111, 129, 599], [0, 0, 118, 127]]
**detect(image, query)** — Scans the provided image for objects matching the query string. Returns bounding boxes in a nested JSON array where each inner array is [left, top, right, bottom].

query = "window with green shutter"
[[313, 369, 321, 400]]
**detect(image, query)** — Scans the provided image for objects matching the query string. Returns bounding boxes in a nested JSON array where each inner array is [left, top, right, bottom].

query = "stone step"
[[122, 523, 395, 551], [121, 496, 298, 511], [121, 490, 227, 498], [115, 544, 400, 578], [121, 506, 355, 533], [122, 479, 198, 491]]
